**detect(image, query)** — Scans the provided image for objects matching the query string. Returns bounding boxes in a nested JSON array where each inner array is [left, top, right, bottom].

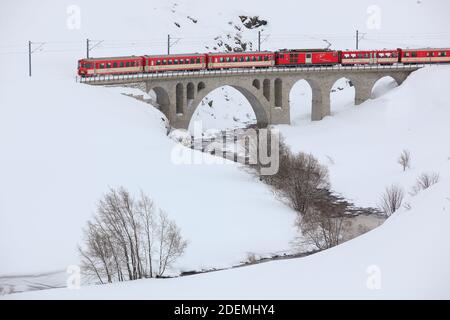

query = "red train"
[[77, 47, 450, 77]]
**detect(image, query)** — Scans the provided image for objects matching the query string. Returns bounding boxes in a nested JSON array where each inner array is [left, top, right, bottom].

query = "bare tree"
[[378, 184, 405, 216], [398, 150, 411, 171], [79, 187, 188, 284], [156, 210, 188, 277]]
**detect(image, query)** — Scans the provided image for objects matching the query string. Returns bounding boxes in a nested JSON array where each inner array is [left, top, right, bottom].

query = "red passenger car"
[[275, 49, 340, 66], [144, 54, 207, 73], [340, 50, 399, 65], [206, 52, 275, 69], [77, 56, 144, 77], [400, 48, 450, 64]]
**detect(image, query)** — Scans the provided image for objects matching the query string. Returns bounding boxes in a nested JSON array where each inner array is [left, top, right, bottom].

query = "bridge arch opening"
[[275, 78, 283, 108], [253, 79, 261, 90], [263, 79, 270, 101], [371, 76, 399, 99], [176, 83, 184, 114], [198, 81, 206, 93], [330, 77, 355, 115], [289, 79, 313, 125], [187, 82, 195, 108], [188, 85, 268, 134], [148, 87, 171, 120]]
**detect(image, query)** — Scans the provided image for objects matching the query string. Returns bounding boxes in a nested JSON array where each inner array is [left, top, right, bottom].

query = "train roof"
[[207, 51, 273, 56], [144, 53, 205, 58], [80, 55, 142, 61], [276, 48, 332, 52], [401, 48, 450, 51]]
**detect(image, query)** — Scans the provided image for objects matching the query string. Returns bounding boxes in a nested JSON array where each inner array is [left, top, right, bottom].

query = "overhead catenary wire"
[[1, 32, 449, 57]]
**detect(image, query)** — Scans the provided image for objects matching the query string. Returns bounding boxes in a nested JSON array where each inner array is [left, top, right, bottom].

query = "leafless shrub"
[[252, 138, 329, 214], [294, 200, 352, 251], [398, 150, 411, 171], [79, 187, 188, 284], [410, 172, 440, 196], [245, 253, 257, 264], [378, 184, 405, 216]]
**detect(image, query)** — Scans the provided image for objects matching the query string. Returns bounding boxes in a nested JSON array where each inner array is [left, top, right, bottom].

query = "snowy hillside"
[[1, 0, 450, 298], [6, 167, 450, 299], [5, 64, 450, 300]]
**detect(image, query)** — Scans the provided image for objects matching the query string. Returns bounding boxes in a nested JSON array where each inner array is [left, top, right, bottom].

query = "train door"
[[306, 53, 312, 64]]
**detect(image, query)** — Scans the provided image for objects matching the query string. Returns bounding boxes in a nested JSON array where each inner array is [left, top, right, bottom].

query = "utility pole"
[[258, 31, 261, 51], [356, 30, 359, 50], [28, 41, 32, 77], [168, 34, 170, 55], [86, 39, 103, 59]]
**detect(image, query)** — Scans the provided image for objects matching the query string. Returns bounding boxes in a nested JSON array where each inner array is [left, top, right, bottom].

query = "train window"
[[168, 60, 173, 65], [220, 57, 224, 62], [245, 56, 249, 61], [252, 56, 256, 61], [156, 60, 161, 65], [174, 60, 179, 64], [190, 59, 195, 63], [180, 59, 184, 64], [100, 63, 105, 69], [119, 62, 123, 67], [197, 58, 201, 63], [113, 62, 117, 68], [264, 56, 269, 61], [185, 59, 189, 64], [162, 60, 166, 65], [233, 57, 237, 62], [444, 52, 447, 56], [258, 56, 262, 61], [412, 52, 417, 57], [106, 63, 111, 68], [279, 54, 284, 59]]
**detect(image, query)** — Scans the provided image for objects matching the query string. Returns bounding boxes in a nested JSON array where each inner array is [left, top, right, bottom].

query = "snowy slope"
[[6, 173, 450, 299], [1, 0, 450, 298], [0, 74, 297, 277], [279, 66, 450, 208], [4, 65, 450, 299]]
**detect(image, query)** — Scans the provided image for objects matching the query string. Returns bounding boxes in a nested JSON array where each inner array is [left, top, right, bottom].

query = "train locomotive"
[[77, 47, 450, 77]]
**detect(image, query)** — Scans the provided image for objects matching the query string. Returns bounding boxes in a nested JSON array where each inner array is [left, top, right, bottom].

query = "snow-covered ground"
[[1, 0, 450, 298]]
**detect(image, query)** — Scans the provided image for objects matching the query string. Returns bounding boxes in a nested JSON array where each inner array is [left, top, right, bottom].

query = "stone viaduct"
[[79, 65, 420, 129]]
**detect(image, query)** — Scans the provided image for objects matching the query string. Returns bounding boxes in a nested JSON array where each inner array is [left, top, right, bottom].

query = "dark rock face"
[[239, 16, 268, 29], [205, 15, 269, 52]]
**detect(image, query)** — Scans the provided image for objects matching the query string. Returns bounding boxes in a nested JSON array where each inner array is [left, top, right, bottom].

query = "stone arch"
[[252, 79, 261, 90], [149, 86, 171, 120], [176, 83, 184, 114], [189, 84, 269, 130], [275, 78, 283, 108], [329, 77, 356, 113], [288, 79, 313, 125], [263, 79, 270, 101], [371, 75, 399, 99], [198, 81, 206, 93]]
